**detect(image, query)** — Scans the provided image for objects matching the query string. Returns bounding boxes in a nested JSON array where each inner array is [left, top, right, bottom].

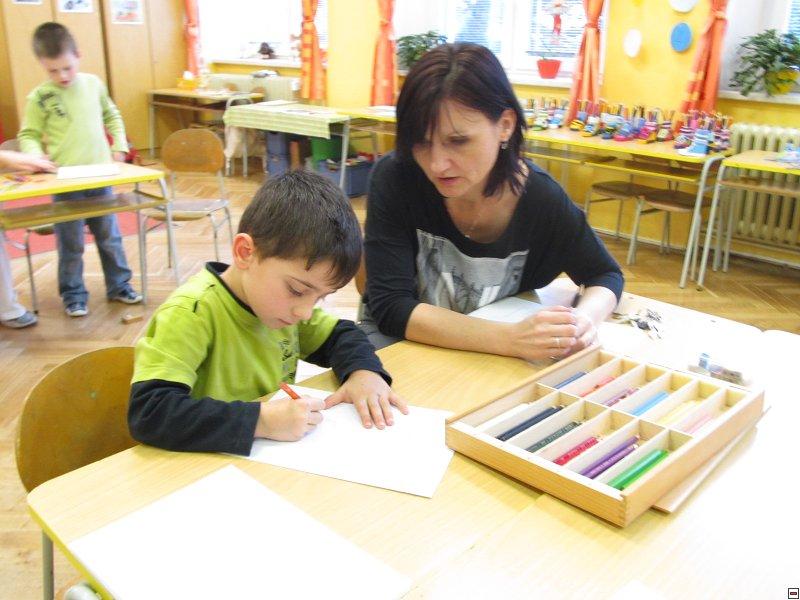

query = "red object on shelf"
[[537, 59, 562, 79]]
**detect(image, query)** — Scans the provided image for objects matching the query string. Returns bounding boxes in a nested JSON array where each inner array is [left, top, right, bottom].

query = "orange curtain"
[[371, 0, 397, 105], [679, 0, 729, 115], [566, 0, 604, 124], [184, 0, 202, 77], [301, 0, 326, 101]]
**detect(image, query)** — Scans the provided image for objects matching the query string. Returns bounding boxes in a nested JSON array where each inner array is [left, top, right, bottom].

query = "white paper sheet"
[[244, 385, 453, 498], [69, 465, 410, 600], [56, 163, 121, 179], [468, 296, 545, 323]]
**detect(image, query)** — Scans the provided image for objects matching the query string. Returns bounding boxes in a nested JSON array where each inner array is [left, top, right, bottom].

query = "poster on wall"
[[111, 0, 143, 24], [59, 0, 93, 13]]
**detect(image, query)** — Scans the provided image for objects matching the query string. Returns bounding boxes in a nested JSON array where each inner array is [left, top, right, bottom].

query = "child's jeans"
[[53, 186, 134, 306]]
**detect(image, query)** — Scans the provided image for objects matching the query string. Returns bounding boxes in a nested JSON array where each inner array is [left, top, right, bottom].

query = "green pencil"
[[607, 449, 669, 490]]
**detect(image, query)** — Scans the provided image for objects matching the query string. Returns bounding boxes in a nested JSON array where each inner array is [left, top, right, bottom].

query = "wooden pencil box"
[[445, 346, 764, 527]]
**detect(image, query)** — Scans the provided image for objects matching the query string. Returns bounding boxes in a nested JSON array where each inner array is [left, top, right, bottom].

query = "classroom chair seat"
[[584, 180, 662, 238], [141, 128, 233, 271], [627, 188, 715, 266], [15, 346, 137, 600]]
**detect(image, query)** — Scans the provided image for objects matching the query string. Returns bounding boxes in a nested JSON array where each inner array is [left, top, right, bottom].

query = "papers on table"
[[243, 385, 453, 498], [69, 465, 411, 600], [469, 296, 545, 323], [56, 163, 121, 180]]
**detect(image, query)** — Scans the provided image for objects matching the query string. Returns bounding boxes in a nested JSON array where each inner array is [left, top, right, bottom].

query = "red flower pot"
[[537, 58, 561, 79]]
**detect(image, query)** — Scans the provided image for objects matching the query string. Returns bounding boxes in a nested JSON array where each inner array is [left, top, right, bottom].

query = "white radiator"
[[728, 123, 800, 254]]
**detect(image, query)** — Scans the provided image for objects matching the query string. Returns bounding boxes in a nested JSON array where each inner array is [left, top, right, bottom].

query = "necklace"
[[458, 195, 503, 240]]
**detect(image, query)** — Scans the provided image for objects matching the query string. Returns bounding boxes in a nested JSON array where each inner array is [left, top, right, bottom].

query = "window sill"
[[398, 68, 572, 89], [718, 90, 800, 105], [210, 57, 303, 69]]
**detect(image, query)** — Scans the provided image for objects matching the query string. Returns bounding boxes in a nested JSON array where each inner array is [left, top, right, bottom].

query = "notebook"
[[56, 164, 121, 179]]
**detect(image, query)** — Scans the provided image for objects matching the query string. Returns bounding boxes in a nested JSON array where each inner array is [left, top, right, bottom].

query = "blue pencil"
[[631, 391, 670, 416], [554, 371, 587, 389]]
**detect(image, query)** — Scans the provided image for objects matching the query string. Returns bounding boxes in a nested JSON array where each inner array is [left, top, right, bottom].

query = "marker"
[[526, 421, 581, 453], [553, 436, 599, 465], [496, 405, 562, 441], [608, 449, 669, 490], [279, 382, 301, 400], [580, 436, 639, 478], [571, 284, 585, 308], [554, 371, 587, 389], [631, 391, 669, 416], [658, 400, 698, 426]]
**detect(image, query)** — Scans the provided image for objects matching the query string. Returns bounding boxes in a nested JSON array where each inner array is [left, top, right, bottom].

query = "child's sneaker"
[[65, 302, 88, 317], [111, 288, 143, 304], [1, 310, 38, 329]]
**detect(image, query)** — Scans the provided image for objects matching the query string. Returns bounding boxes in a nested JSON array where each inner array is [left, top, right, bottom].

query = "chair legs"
[[23, 230, 39, 314], [627, 200, 645, 265], [42, 532, 54, 600]]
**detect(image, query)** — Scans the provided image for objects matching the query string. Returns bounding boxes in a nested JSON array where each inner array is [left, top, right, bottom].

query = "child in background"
[[18, 22, 142, 318], [129, 170, 407, 454], [0, 149, 56, 328]]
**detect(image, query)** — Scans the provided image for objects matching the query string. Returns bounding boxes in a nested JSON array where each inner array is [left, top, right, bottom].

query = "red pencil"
[[279, 382, 301, 400]]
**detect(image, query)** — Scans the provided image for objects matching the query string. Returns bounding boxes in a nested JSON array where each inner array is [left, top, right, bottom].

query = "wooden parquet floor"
[[1, 165, 798, 599]]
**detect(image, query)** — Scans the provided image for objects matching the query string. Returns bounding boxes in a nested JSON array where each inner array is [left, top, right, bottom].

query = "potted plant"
[[536, 57, 561, 79], [397, 31, 447, 70], [730, 29, 800, 96]]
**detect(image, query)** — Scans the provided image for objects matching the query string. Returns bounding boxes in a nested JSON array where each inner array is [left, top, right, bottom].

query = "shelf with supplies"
[[445, 345, 764, 527]]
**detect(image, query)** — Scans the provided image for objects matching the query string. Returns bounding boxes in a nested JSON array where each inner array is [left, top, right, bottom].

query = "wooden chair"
[[16, 346, 137, 600], [354, 256, 367, 322], [140, 129, 233, 275]]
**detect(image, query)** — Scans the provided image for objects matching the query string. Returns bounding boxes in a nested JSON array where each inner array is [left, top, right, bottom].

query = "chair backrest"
[[15, 346, 137, 492], [355, 256, 366, 297], [161, 128, 225, 174], [0, 138, 20, 152]]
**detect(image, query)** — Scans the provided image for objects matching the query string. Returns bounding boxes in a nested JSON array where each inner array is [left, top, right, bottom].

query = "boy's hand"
[[112, 151, 127, 162], [255, 395, 325, 441], [325, 370, 408, 429], [0, 150, 56, 173]]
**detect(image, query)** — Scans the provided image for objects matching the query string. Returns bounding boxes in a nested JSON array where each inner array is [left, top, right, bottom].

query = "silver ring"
[[555, 337, 561, 348]]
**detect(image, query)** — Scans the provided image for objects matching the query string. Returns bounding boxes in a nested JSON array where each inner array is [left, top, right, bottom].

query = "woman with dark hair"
[[361, 43, 623, 362]]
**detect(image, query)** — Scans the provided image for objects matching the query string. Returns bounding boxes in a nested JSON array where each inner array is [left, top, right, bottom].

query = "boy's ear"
[[230, 233, 257, 268]]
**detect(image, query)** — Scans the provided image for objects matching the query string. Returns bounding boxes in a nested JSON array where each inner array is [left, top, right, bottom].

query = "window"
[[396, 0, 605, 79], [197, 0, 327, 64], [789, 0, 800, 37], [721, 0, 800, 92]]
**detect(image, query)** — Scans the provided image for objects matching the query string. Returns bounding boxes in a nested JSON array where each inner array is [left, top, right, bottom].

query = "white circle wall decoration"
[[669, 0, 699, 12], [623, 29, 642, 58]]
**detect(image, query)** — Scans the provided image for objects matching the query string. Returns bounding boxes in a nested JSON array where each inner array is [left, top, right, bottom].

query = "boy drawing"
[[18, 22, 142, 317], [129, 170, 407, 453]]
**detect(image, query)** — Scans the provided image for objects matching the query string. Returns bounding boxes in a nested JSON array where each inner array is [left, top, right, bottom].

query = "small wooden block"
[[121, 313, 144, 324]]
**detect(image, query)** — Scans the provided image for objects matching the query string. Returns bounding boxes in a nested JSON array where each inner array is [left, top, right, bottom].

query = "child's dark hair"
[[396, 43, 527, 197], [32, 22, 78, 58], [238, 170, 362, 288]]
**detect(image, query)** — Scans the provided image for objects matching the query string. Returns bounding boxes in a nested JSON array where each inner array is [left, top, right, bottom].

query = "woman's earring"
[[500, 140, 509, 150]]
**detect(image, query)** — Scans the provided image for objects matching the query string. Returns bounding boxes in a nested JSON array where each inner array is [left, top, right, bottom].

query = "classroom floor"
[[2, 163, 799, 598]]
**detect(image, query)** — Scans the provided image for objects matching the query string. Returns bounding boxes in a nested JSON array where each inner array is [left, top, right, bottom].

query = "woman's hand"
[[504, 305, 596, 362]]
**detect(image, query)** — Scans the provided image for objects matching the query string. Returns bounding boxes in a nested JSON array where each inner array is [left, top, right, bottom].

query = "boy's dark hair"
[[239, 170, 362, 288], [396, 43, 527, 198], [32, 22, 78, 58]]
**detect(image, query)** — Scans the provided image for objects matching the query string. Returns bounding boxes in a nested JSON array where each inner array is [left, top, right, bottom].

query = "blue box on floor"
[[316, 160, 373, 197]]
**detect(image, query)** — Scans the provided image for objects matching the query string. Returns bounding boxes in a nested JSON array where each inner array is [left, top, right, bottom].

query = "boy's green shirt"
[[18, 73, 128, 165], [133, 266, 338, 402]]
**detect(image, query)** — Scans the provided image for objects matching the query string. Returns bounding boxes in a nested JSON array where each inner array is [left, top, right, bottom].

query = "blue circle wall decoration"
[[671, 22, 692, 52]]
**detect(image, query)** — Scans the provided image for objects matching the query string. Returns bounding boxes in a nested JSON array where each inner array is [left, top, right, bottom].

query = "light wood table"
[[698, 149, 800, 287], [525, 129, 729, 289], [0, 163, 177, 303], [26, 306, 798, 598], [148, 88, 263, 159]]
